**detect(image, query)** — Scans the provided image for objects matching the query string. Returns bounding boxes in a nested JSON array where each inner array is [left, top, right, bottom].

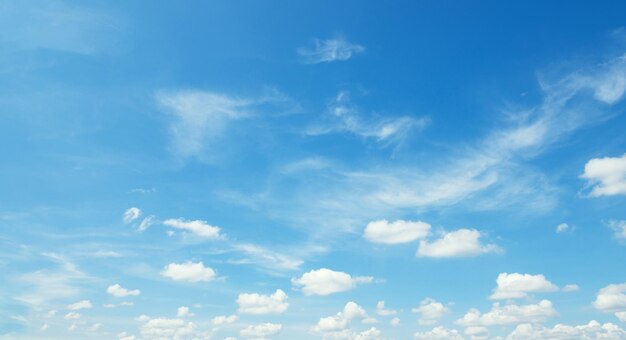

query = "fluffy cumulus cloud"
[[292, 268, 373, 296], [237, 289, 289, 315], [416, 229, 500, 258], [123, 207, 141, 223], [490, 273, 559, 300], [107, 284, 140, 297], [211, 314, 238, 326], [593, 282, 626, 312], [297, 36, 364, 64], [414, 326, 464, 340], [412, 298, 449, 325], [176, 306, 193, 317], [160, 261, 217, 282], [163, 218, 222, 239], [581, 153, 626, 197], [312, 302, 379, 339], [240, 322, 282, 338], [555, 223, 570, 233], [139, 316, 199, 340], [67, 300, 92, 311], [456, 300, 557, 327], [507, 320, 626, 339], [364, 219, 431, 244], [376, 301, 397, 316]]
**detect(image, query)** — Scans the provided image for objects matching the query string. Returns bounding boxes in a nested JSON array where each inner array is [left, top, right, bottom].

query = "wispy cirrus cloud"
[[297, 36, 364, 64]]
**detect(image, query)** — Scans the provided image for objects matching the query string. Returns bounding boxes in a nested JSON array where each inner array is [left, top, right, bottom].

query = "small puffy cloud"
[[609, 220, 626, 241], [412, 298, 449, 325], [298, 36, 364, 64], [364, 219, 431, 245], [237, 289, 289, 315], [312, 302, 373, 337], [390, 317, 400, 327], [490, 273, 559, 300], [414, 326, 464, 340], [507, 320, 626, 339], [117, 332, 136, 340], [417, 229, 500, 258], [67, 300, 92, 311], [616, 311, 626, 322], [581, 153, 626, 197], [176, 306, 193, 318], [211, 314, 238, 326], [456, 300, 557, 327], [465, 326, 488, 337], [556, 223, 570, 233], [161, 261, 216, 282], [123, 207, 141, 223], [107, 284, 141, 297], [139, 317, 197, 340], [240, 323, 282, 338], [593, 282, 626, 312], [562, 284, 580, 292], [64, 312, 80, 319], [138, 216, 155, 232], [292, 268, 373, 296], [376, 301, 397, 316], [163, 218, 222, 239]]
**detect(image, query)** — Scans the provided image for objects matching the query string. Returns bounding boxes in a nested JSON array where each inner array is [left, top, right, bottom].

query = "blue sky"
[[1, 1, 626, 339]]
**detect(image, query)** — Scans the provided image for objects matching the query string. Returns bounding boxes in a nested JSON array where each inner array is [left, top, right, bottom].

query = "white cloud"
[[138, 216, 155, 232], [117, 332, 136, 340], [176, 306, 193, 318], [390, 317, 400, 327], [237, 289, 289, 315], [609, 220, 626, 241], [593, 282, 626, 312], [240, 323, 282, 338], [412, 298, 449, 325], [456, 300, 557, 327], [67, 300, 92, 311], [616, 311, 626, 322], [312, 302, 375, 338], [490, 273, 559, 300], [163, 218, 222, 239], [562, 284, 580, 292], [364, 219, 431, 245], [417, 229, 500, 258], [64, 311, 80, 319], [107, 284, 140, 297], [376, 301, 396, 316], [307, 91, 429, 145], [161, 261, 217, 282], [507, 320, 626, 339], [298, 36, 364, 64], [292, 268, 373, 296], [139, 317, 197, 340], [414, 326, 464, 340], [123, 207, 141, 223], [555, 223, 570, 233], [211, 314, 238, 326], [581, 153, 626, 197]]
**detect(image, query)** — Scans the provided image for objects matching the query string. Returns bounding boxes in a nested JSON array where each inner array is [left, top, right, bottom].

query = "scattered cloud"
[[163, 218, 222, 239], [240, 322, 282, 338], [107, 284, 140, 297], [292, 268, 373, 296], [593, 282, 626, 312], [417, 229, 500, 258], [312, 301, 374, 337], [456, 300, 557, 327], [414, 326, 464, 340], [490, 273, 559, 300], [138, 216, 156, 232], [298, 36, 364, 64], [230, 243, 303, 272], [307, 91, 429, 145], [160, 261, 217, 282], [555, 223, 570, 233], [139, 316, 199, 340], [67, 300, 92, 311], [211, 314, 238, 326], [237, 289, 289, 315], [376, 301, 397, 316], [563, 284, 580, 292], [507, 320, 626, 339], [581, 153, 626, 197], [364, 219, 431, 245], [176, 306, 193, 318], [64, 311, 80, 319], [123, 207, 141, 224], [412, 298, 449, 325]]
